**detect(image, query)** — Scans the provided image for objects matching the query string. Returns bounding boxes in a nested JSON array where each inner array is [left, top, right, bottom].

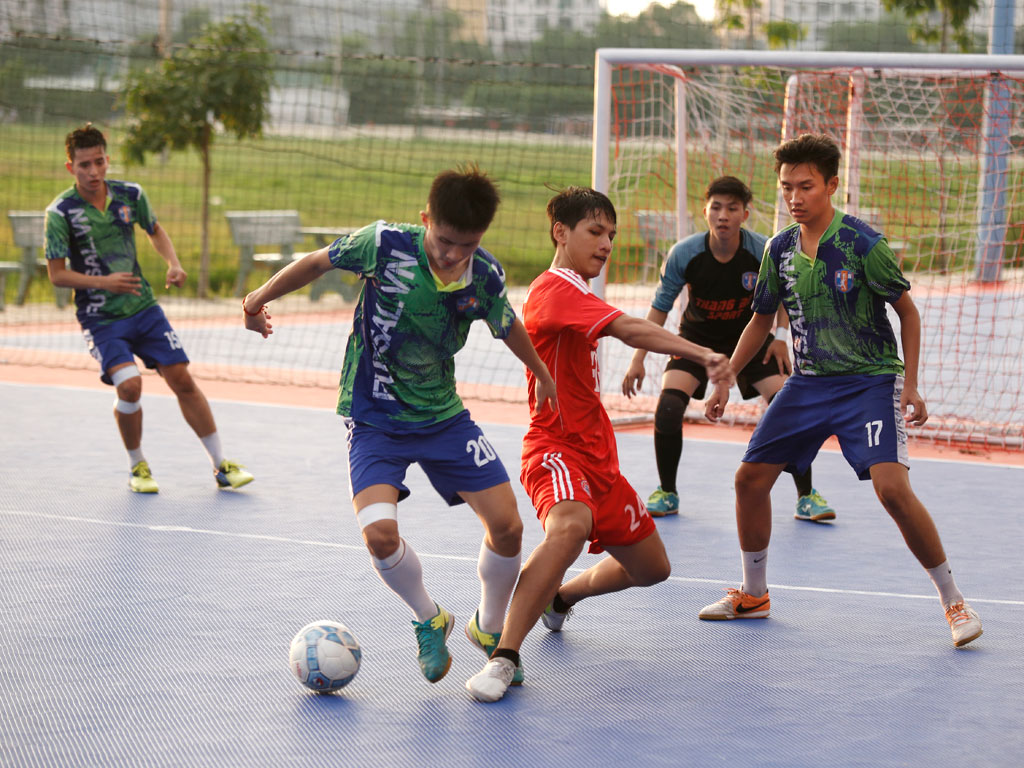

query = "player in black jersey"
[[622, 176, 835, 522]]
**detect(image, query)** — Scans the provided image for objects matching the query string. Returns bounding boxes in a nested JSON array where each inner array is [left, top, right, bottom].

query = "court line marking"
[[5, 508, 1022, 607]]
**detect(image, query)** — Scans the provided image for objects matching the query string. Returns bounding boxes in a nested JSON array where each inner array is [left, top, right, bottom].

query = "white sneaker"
[[945, 601, 983, 647], [541, 602, 571, 631], [466, 657, 517, 703]]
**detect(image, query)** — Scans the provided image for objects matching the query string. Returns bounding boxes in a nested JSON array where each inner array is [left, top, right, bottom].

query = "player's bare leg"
[[557, 530, 670, 605], [110, 361, 156, 493], [699, 460, 785, 620], [160, 362, 215, 437], [161, 362, 252, 488], [466, 500, 590, 701], [110, 362, 143, 452]]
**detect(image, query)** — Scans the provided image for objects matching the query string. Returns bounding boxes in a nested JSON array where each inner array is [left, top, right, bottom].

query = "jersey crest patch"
[[834, 269, 853, 293], [741, 271, 758, 291], [112, 202, 132, 225], [456, 295, 479, 312]]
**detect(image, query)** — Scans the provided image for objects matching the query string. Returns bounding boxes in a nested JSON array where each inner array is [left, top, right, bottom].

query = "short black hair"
[[773, 133, 841, 182], [545, 186, 617, 246], [427, 164, 500, 232], [66, 122, 106, 162], [705, 176, 753, 207]]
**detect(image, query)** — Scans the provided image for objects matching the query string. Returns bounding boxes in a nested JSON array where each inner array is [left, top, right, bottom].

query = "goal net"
[[592, 49, 1024, 450]]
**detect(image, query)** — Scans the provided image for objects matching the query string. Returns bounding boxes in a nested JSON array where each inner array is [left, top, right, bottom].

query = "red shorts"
[[521, 448, 656, 554]]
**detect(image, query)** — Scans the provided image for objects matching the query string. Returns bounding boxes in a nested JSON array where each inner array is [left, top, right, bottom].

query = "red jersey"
[[521, 268, 623, 471]]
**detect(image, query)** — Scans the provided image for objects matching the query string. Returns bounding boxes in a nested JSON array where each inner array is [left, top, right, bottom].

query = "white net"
[[597, 56, 1024, 448]]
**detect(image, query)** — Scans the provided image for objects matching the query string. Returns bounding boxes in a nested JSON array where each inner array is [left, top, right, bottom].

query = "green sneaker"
[[646, 486, 679, 517], [129, 461, 159, 494], [795, 488, 836, 522], [214, 459, 254, 489], [413, 603, 454, 683], [464, 610, 523, 685]]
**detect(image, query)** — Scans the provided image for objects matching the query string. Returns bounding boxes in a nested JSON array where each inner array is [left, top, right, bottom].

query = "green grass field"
[[3, 122, 1021, 305]]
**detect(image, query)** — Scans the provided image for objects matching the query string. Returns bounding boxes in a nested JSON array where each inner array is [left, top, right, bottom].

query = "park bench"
[[635, 209, 691, 282], [5, 211, 71, 309], [225, 210, 359, 300]]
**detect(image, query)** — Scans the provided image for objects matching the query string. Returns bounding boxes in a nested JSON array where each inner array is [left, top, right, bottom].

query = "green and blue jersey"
[[44, 180, 158, 330], [329, 221, 516, 430], [751, 210, 910, 377]]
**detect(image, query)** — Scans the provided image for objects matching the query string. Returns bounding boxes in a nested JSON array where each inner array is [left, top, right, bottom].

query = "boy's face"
[[703, 194, 749, 243], [420, 211, 486, 276], [778, 162, 838, 226], [554, 211, 616, 280], [66, 144, 109, 196]]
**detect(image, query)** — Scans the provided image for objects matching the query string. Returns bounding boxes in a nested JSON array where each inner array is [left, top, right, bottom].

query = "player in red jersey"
[[466, 187, 734, 702]]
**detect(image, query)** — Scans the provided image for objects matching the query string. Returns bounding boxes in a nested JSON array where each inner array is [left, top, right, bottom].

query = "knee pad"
[[115, 398, 141, 414], [654, 389, 689, 434], [356, 502, 398, 531], [109, 364, 141, 387]]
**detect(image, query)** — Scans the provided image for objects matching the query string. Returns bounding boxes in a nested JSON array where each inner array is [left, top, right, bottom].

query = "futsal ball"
[[289, 620, 362, 692]]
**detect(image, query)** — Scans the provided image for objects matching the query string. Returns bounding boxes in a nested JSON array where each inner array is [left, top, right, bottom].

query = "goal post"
[[591, 48, 1024, 449]]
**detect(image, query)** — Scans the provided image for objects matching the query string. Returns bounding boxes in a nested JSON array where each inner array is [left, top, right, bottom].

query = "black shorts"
[[665, 335, 781, 400]]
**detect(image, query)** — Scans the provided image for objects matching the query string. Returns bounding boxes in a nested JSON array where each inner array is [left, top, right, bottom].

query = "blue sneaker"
[[646, 486, 679, 517], [413, 603, 454, 683], [464, 610, 523, 685], [795, 489, 836, 522]]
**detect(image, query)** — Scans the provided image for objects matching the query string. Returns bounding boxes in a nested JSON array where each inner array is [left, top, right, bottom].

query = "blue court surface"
[[2, 381, 1022, 767]]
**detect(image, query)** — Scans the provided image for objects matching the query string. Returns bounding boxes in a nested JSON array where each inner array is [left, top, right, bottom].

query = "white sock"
[[128, 447, 145, 468], [199, 432, 224, 467], [476, 539, 522, 634], [926, 560, 964, 608], [741, 548, 769, 597], [371, 539, 437, 622]]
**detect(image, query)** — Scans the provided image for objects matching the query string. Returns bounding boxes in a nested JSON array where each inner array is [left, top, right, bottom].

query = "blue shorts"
[[742, 373, 909, 480], [83, 305, 190, 385], [345, 410, 511, 506]]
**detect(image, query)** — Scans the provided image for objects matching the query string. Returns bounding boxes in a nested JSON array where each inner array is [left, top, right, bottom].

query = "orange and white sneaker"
[[945, 601, 983, 647], [699, 588, 770, 620]]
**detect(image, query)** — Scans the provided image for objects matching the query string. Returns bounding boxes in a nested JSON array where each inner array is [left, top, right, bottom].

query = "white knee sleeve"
[[110, 364, 141, 387], [356, 502, 398, 531], [115, 398, 141, 414]]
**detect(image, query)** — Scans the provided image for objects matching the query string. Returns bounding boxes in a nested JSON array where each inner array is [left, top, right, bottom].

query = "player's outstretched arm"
[[502, 319, 557, 414], [891, 291, 928, 427], [242, 248, 334, 338], [146, 223, 186, 289], [622, 307, 669, 398]]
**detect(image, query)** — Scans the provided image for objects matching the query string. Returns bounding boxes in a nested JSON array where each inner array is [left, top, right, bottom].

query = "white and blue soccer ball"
[[289, 620, 362, 692]]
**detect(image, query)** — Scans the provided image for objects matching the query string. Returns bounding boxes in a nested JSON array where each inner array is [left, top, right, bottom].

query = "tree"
[[715, 0, 762, 49], [881, 0, 981, 52], [823, 12, 921, 52], [763, 20, 805, 50], [121, 8, 273, 297]]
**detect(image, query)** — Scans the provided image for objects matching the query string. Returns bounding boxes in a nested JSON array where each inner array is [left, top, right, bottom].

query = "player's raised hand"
[[900, 383, 928, 427], [532, 370, 558, 415], [764, 338, 792, 376], [621, 358, 646, 398], [165, 265, 187, 289], [704, 352, 734, 388], [105, 272, 143, 295], [242, 303, 273, 338], [704, 380, 731, 423]]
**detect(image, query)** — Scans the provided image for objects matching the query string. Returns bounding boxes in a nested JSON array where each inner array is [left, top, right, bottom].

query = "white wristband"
[[774, 326, 789, 342]]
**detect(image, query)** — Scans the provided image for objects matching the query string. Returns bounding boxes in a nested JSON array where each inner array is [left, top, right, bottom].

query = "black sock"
[[552, 592, 572, 614], [793, 466, 813, 497], [654, 431, 682, 494], [492, 647, 520, 667]]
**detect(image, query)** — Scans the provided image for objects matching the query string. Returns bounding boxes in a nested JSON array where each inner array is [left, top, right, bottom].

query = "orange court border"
[[2, 361, 1020, 469]]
